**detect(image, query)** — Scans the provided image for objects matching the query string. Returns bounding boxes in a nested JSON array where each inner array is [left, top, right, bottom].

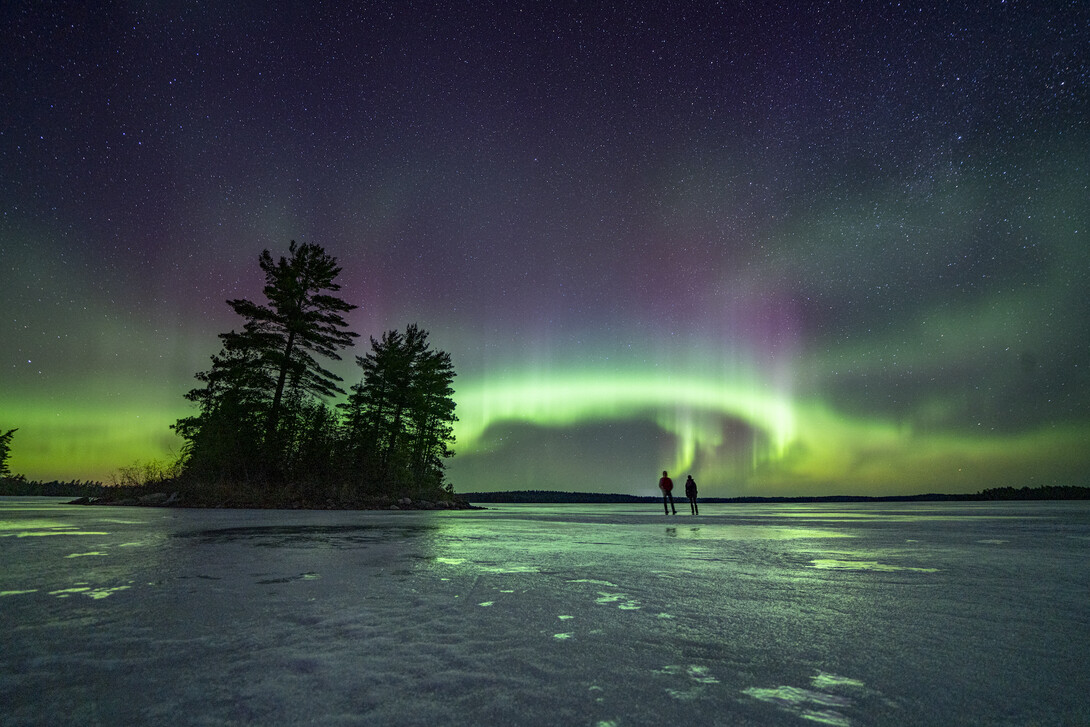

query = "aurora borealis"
[[3, 2, 1088, 496]]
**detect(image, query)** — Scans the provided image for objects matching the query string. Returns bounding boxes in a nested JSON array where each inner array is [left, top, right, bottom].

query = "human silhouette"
[[684, 474, 698, 515], [659, 470, 677, 515]]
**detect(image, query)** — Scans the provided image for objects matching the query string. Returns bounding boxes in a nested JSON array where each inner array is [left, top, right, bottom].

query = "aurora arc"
[[452, 372, 797, 473], [449, 370, 1090, 497]]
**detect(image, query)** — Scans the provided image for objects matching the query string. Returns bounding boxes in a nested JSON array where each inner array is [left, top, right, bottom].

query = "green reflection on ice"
[[0, 519, 110, 537], [666, 525, 854, 540], [0, 519, 72, 530], [2, 530, 110, 537], [809, 559, 938, 573], [48, 585, 131, 599], [812, 672, 866, 690]]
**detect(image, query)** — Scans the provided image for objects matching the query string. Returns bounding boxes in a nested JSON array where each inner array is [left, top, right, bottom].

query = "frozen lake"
[[2, 497, 1088, 726]]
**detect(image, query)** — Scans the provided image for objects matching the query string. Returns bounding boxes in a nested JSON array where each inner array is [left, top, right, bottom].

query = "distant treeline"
[[4, 482, 1089, 504], [463, 486, 1090, 504], [463, 490, 650, 504], [975, 485, 1090, 501], [0, 479, 106, 497]]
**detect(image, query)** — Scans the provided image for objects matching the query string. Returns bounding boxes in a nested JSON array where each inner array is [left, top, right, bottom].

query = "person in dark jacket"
[[684, 475, 698, 515], [659, 471, 677, 515]]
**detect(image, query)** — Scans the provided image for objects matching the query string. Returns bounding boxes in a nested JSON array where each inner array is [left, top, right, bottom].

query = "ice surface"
[[2, 498, 1089, 725]]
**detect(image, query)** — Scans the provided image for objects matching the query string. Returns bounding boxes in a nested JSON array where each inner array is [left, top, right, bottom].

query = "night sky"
[[3, 2, 1088, 496]]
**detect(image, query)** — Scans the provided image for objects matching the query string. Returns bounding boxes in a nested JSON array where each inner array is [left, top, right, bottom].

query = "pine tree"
[[406, 347, 457, 491], [227, 241, 359, 446], [343, 324, 457, 495], [342, 327, 415, 489], [174, 241, 358, 483]]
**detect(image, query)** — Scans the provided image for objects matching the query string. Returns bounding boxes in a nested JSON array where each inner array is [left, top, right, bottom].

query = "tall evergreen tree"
[[341, 327, 413, 489], [343, 324, 457, 495], [406, 347, 458, 490], [174, 241, 358, 483], [227, 241, 359, 445]]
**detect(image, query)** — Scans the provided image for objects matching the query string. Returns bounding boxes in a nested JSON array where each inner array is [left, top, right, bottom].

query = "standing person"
[[659, 470, 677, 515], [684, 475, 699, 515]]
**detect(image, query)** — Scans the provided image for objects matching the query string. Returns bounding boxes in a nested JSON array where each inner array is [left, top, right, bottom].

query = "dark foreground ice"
[[2, 497, 1088, 726]]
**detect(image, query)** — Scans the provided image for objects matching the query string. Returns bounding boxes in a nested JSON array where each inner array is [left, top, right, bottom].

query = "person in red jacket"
[[659, 470, 677, 515]]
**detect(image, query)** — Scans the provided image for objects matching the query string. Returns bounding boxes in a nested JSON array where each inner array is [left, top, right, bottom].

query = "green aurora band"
[[3, 395, 181, 484], [448, 371, 1090, 496], [452, 372, 796, 472], [4, 361, 1089, 496]]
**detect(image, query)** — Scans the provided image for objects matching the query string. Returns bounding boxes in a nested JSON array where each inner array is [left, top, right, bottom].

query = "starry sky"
[[3, 1, 1088, 496]]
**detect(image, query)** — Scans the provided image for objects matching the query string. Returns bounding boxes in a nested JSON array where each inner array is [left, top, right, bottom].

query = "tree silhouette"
[[173, 245, 460, 504], [175, 241, 358, 483], [406, 343, 457, 491], [343, 325, 457, 495], [227, 241, 359, 446], [173, 341, 270, 481], [0, 428, 17, 478]]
